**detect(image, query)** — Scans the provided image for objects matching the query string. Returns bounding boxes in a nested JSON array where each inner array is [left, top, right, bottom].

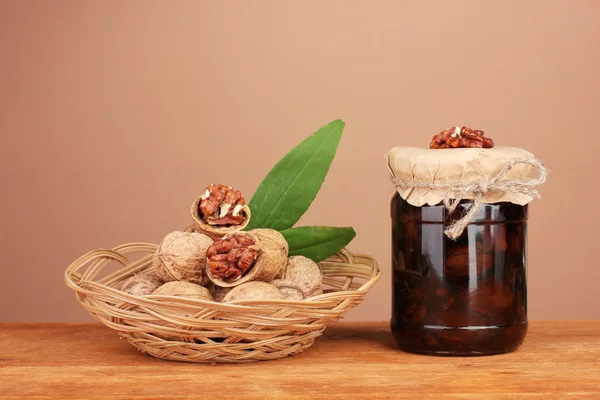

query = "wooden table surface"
[[0, 321, 598, 399]]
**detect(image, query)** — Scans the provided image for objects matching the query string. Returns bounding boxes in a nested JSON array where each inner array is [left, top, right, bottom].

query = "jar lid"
[[386, 146, 540, 207]]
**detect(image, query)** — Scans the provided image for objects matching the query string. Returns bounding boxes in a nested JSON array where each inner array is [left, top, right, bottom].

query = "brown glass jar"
[[391, 192, 528, 355]]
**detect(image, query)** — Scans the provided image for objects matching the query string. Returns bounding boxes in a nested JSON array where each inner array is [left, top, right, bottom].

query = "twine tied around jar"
[[391, 157, 548, 240]]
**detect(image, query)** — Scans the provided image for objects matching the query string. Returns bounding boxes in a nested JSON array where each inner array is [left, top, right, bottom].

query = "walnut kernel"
[[206, 229, 288, 287], [191, 184, 251, 240], [430, 126, 494, 149]]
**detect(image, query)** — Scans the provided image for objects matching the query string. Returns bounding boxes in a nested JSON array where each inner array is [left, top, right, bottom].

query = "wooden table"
[[0, 322, 598, 399]]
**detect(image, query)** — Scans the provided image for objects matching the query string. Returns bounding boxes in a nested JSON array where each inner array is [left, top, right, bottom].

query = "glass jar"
[[390, 192, 528, 355]]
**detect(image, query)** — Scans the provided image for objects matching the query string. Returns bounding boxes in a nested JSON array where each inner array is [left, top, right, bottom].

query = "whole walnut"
[[222, 281, 285, 302], [152, 281, 214, 301], [120, 273, 163, 296], [252, 228, 290, 255], [283, 256, 323, 298], [271, 279, 304, 301], [153, 231, 213, 286]]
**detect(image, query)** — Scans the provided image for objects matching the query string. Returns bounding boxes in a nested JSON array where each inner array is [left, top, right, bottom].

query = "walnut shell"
[[206, 229, 288, 288], [191, 196, 251, 240], [284, 256, 323, 298], [251, 228, 289, 254], [271, 279, 304, 301], [152, 281, 214, 301], [153, 231, 213, 285], [222, 281, 285, 302], [120, 271, 163, 296]]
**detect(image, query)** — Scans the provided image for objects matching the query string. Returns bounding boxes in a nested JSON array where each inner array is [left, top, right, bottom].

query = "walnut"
[[222, 281, 285, 302], [206, 234, 260, 282], [152, 281, 214, 301], [191, 184, 251, 240], [283, 256, 323, 298], [206, 229, 288, 287], [153, 231, 214, 286], [200, 184, 245, 225], [120, 270, 163, 296], [271, 279, 304, 300], [430, 126, 494, 149], [251, 228, 290, 256]]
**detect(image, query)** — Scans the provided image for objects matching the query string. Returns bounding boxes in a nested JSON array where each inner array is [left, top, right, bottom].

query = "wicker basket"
[[64, 242, 381, 363]]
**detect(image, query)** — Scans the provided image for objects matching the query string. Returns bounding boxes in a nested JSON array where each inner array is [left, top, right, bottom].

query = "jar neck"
[[392, 193, 528, 223]]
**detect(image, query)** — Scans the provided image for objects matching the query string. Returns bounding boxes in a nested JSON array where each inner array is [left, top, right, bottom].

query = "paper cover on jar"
[[385, 146, 538, 207]]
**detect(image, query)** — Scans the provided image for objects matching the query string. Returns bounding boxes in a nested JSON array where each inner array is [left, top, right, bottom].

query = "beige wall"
[[1, 0, 599, 322]]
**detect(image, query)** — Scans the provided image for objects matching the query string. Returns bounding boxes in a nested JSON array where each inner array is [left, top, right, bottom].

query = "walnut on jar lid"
[[205, 229, 288, 288], [191, 184, 251, 240], [430, 126, 494, 149]]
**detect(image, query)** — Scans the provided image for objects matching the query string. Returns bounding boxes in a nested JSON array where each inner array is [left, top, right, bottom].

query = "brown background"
[[1, 1, 598, 322]]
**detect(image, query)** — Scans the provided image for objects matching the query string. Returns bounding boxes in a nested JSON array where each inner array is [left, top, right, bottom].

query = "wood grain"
[[0, 321, 598, 399]]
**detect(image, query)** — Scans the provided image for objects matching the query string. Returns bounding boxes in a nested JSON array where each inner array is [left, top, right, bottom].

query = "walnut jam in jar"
[[386, 141, 547, 355], [391, 194, 527, 355]]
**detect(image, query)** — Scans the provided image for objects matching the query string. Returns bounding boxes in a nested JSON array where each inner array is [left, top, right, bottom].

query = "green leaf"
[[246, 119, 345, 231], [280, 226, 356, 263]]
